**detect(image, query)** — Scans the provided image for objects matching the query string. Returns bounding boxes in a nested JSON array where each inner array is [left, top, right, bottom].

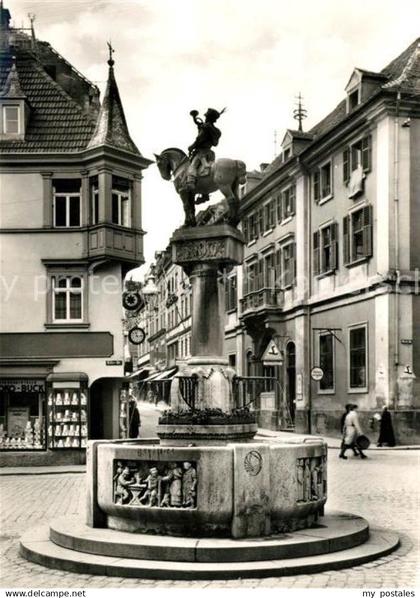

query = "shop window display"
[[0, 381, 46, 450], [47, 387, 88, 449]]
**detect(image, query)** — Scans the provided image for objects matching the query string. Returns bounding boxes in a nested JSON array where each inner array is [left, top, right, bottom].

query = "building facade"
[[0, 6, 151, 464], [229, 39, 420, 442], [128, 249, 192, 384]]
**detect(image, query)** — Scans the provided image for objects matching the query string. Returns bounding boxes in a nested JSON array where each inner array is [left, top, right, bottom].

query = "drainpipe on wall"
[[393, 91, 401, 408], [303, 164, 312, 434]]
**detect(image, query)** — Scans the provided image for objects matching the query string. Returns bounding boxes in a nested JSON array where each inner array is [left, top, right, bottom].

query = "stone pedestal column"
[[157, 224, 257, 444], [189, 261, 223, 359]]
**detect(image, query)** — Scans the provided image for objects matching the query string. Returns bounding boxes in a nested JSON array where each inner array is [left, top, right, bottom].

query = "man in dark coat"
[[377, 406, 396, 446], [128, 399, 141, 439]]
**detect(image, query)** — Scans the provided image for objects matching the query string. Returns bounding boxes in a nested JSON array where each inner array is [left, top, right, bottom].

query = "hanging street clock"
[[128, 326, 146, 345]]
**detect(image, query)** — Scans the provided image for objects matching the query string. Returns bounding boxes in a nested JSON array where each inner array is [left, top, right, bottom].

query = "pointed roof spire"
[[0, 56, 27, 98], [88, 44, 140, 155]]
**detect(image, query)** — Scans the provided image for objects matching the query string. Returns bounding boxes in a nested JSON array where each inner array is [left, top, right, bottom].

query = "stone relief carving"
[[244, 450, 263, 476], [176, 240, 225, 261], [113, 460, 197, 509], [296, 456, 326, 502]]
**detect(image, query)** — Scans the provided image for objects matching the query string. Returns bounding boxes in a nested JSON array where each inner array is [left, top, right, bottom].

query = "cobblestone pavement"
[[0, 450, 419, 589]]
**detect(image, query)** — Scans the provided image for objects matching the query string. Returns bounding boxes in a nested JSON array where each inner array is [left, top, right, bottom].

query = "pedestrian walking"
[[128, 398, 141, 439], [377, 406, 396, 447], [340, 403, 360, 457], [339, 404, 368, 459]]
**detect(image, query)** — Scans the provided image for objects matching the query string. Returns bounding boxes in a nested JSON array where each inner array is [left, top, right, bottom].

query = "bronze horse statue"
[[154, 147, 246, 227]]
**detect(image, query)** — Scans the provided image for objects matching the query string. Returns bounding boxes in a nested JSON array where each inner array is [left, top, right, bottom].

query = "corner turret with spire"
[[88, 43, 141, 155]]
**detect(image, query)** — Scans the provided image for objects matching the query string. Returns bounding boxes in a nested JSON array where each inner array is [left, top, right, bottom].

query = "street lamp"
[[141, 266, 159, 313]]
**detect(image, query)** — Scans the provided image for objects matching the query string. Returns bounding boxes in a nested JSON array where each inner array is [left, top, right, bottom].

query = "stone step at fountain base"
[[19, 512, 399, 580]]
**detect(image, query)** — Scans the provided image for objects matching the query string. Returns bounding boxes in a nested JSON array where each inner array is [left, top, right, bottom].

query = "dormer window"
[[3, 104, 20, 133], [345, 68, 386, 114], [0, 59, 28, 139], [348, 89, 359, 111]]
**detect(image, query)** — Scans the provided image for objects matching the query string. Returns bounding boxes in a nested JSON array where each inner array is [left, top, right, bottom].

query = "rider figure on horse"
[[186, 108, 224, 203]]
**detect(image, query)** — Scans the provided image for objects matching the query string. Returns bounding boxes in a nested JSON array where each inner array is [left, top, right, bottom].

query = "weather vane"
[[107, 41, 115, 67]]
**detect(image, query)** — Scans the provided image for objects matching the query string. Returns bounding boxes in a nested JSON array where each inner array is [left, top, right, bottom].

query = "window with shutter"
[[362, 204, 373, 257], [290, 185, 296, 215], [276, 195, 282, 223], [264, 253, 274, 288], [361, 135, 372, 172], [331, 222, 338, 270], [343, 215, 350, 265], [243, 218, 249, 243], [282, 186, 296, 219], [258, 208, 264, 236], [291, 243, 296, 282], [321, 226, 332, 272], [258, 258, 264, 290], [269, 200, 275, 229], [321, 162, 332, 197], [343, 148, 350, 184], [282, 243, 295, 288], [275, 248, 282, 287], [250, 213, 257, 240], [352, 209, 364, 260], [313, 170, 320, 202], [243, 265, 249, 295], [349, 325, 367, 389], [313, 231, 320, 275], [319, 333, 335, 391]]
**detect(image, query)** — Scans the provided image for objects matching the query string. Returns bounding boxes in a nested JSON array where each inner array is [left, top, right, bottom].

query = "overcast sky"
[[7, 0, 420, 277]]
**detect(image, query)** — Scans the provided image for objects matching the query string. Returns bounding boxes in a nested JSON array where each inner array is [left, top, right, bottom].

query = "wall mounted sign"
[[0, 380, 45, 393], [296, 373, 303, 395], [262, 339, 283, 366], [401, 339, 413, 345], [311, 367, 324, 381], [106, 360, 123, 366]]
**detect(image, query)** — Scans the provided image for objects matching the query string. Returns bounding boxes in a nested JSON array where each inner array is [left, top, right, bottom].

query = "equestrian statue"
[[154, 108, 246, 228]]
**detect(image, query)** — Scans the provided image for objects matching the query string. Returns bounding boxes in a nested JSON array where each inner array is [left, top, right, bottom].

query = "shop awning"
[[152, 367, 178, 381], [128, 367, 152, 380], [137, 367, 178, 384]]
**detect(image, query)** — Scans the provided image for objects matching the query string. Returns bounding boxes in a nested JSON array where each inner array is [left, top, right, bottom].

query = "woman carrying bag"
[[339, 404, 368, 460]]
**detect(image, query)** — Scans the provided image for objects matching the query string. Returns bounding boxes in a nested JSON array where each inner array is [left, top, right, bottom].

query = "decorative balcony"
[[87, 224, 144, 266], [240, 287, 283, 317]]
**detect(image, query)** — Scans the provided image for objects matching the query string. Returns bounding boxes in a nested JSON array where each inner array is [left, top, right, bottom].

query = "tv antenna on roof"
[[293, 92, 307, 132]]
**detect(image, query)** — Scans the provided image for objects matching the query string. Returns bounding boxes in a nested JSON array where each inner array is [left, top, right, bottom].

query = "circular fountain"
[[20, 223, 399, 579]]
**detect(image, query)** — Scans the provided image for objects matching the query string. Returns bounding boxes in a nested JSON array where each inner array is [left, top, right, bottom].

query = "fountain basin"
[[88, 438, 327, 538]]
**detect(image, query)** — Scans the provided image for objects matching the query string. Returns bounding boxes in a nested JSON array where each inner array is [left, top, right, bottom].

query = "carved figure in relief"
[[160, 491, 171, 508], [182, 462, 197, 508], [161, 463, 183, 507], [311, 462, 320, 500], [139, 467, 161, 506], [115, 466, 134, 505], [304, 460, 312, 502], [296, 459, 305, 502]]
